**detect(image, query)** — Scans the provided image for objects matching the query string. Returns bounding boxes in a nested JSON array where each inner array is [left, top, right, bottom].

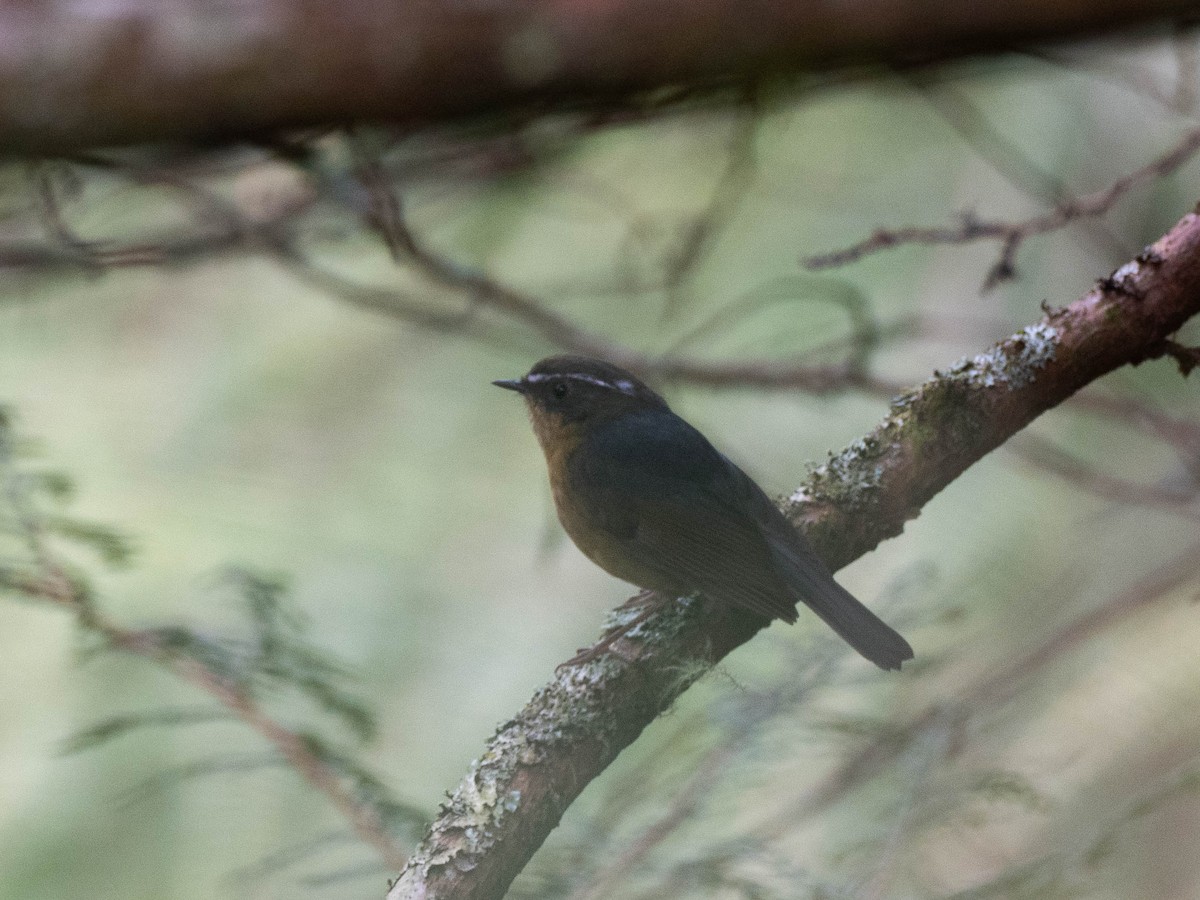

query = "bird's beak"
[[492, 378, 527, 394]]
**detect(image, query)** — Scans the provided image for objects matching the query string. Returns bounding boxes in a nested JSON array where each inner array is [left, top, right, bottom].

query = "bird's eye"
[[552, 381, 570, 400]]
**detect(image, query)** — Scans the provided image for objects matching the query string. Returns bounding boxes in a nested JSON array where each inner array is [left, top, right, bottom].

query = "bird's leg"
[[616, 588, 658, 611], [557, 591, 668, 670]]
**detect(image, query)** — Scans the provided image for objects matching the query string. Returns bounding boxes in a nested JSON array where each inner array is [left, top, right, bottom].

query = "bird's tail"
[[772, 542, 913, 670]]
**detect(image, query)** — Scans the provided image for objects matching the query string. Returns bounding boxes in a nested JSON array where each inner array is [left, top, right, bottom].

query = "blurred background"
[[2, 28, 1200, 900]]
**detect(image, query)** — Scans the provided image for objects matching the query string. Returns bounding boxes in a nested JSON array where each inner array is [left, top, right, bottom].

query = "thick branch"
[[1, 0, 1197, 155], [388, 205, 1200, 900]]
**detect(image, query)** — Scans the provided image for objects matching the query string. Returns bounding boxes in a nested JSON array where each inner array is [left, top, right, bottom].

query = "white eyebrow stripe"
[[524, 372, 637, 395]]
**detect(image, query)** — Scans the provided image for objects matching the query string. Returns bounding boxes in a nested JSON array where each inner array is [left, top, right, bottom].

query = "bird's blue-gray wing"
[[569, 412, 800, 622], [571, 411, 913, 669]]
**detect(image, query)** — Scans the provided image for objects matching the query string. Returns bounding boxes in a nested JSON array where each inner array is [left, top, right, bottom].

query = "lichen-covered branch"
[[1, 0, 1197, 155], [388, 204, 1200, 900]]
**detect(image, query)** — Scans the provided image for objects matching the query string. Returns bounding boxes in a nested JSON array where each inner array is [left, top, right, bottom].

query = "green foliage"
[[967, 770, 1048, 812], [28, 469, 75, 502], [120, 753, 287, 807], [61, 707, 233, 754], [41, 515, 135, 567], [0, 410, 129, 603], [211, 566, 379, 742], [0, 405, 423, 888]]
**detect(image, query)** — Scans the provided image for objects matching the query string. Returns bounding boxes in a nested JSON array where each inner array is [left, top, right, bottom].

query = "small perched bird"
[[494, 355, 913, 670]]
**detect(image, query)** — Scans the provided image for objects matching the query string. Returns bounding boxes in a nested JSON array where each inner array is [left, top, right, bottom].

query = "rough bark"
[[2, 0, 1197, 155], [387, 205, 1200, 900]]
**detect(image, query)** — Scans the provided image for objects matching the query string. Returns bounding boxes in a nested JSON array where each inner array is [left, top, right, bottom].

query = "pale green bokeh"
[[2, 48, 1199, 899]]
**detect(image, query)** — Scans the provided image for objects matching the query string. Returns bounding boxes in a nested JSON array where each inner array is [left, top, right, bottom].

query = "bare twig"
[[0, 165, 313, 273], [802, 126, 1200, 288], [1068, 390, 1200, 458], [751, 538, 1200, 842], [312, 164, 905, 395], [1009, 432, 1200, 520], [5, 119, 1195, 406], [569, 645, 840, 900], [907, 73, 1130, 263], [0, 152, 909, 398]]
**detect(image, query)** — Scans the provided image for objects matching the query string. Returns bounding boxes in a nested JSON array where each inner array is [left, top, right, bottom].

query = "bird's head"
[[493, 355, 668, 453]]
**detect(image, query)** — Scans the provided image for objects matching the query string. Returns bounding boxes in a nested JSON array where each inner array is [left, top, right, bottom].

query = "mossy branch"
[[389, 205, 1200, 900]]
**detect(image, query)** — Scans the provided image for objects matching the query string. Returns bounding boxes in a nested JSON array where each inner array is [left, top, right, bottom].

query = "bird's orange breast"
[[529, 402, 678, 593], [548, 446, 677, 594]]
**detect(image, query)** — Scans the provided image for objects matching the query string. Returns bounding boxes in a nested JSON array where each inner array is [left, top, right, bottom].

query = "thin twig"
[[324, 166, 902, 394], [803, 126, 1200, 289], [907, 73, 1130, 263], [1009, 432, 1200, 521], [750, 538, 1200, 843], [569, 645, 841, 900]]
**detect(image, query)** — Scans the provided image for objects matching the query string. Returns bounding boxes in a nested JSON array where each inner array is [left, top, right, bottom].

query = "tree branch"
[[388, 203, 1200, 900], [1008, 432, 1200, 520], [1, 0, 1197, 154]]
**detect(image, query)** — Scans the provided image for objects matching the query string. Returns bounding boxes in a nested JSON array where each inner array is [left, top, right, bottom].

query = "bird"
[[493, 355, 913, 670]]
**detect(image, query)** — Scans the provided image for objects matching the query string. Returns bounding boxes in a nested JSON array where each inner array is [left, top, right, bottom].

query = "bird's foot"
[[556, 599, 663, 672]]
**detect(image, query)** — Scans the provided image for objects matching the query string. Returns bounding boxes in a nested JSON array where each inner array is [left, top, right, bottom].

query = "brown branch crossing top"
[[388, 205, 1200, 900], [2, 0, 1197, 155]]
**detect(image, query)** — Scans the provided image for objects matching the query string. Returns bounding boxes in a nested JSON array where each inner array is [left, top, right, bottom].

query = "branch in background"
[[1069, 390, 1200, 459], [906, 72, 1132, 264], [1009, 432, 1200, 520], [769, 536, 1200, 830], [565, 631, 852, 900], [2, 156, 315, 271], [0, 0, 1197, 155], [802, 126, 1200, 288], [0, 139, 905, 397], [10, 143, 1200, 470], [1030, 23, 1200, 116], [304, 147, 909, 396], [4, 93, 1198, 417], [386, 206, 1200, 900]]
